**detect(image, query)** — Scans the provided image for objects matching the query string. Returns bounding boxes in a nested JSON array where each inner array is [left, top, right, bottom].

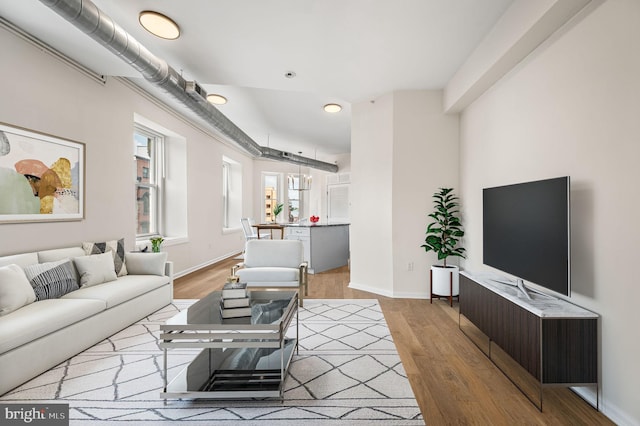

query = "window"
[[287, 174, 303, 223], [222, 161, 229, 228], [134, 126, 163, 237], [133, 114, 188, 245], [262, 173, 280, 223], [222, 156, 242, 229]]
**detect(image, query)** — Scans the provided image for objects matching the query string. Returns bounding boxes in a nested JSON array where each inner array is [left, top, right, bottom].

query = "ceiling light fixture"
[[207, 94, 227, 105], [323, 103, 342, 113], [139, 11, 180, 40]]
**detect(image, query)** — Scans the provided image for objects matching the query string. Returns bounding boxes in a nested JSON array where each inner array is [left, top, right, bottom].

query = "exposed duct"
[[38, 0, 339, 173], [259, 147, 337, 170]]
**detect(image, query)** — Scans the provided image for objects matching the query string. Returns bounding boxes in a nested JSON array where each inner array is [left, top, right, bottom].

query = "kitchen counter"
[[283, 223, 349, 273]]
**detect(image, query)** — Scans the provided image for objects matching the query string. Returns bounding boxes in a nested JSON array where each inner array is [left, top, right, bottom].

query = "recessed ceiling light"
[[207, 94, 227, 105], [139, 11, 180, 40], [323, 103, 342, 113]]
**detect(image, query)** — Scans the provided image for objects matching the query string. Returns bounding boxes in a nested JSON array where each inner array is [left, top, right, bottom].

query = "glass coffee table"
[[160, 290, 298, 399]]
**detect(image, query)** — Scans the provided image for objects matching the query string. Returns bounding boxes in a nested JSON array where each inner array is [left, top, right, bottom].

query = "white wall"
[[350, 93, 395, 295], [0, 26, 251, 275], [350, 91, 459, 297], [392, 91, 459, 297], [459, 0, 640, 423]]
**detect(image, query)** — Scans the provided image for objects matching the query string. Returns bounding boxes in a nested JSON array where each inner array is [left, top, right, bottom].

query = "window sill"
[[135, 236, 188, 251], [222, 226, 242, 235]]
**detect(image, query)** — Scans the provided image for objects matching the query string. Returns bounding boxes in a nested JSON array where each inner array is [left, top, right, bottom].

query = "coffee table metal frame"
[[160, 290, 298, 399]]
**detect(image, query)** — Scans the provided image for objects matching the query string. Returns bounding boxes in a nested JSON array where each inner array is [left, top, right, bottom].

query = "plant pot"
[[430, 265, 459, 298]]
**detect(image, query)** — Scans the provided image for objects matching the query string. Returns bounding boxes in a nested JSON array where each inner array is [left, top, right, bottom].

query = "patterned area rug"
[[2, 299, 424, 425]]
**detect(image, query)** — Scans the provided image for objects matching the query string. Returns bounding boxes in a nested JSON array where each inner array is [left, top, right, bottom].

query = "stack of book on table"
[[220, 281, 251, 318]]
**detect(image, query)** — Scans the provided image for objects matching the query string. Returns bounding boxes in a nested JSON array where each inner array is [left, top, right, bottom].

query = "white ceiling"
[[0, 0, 514, 160]]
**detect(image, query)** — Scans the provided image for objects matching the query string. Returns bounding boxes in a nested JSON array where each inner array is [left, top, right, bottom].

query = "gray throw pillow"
[[23, 259, 79, 300]]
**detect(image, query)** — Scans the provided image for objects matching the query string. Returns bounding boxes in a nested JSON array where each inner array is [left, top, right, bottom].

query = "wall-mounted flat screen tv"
[[483, 176, 570, 296]]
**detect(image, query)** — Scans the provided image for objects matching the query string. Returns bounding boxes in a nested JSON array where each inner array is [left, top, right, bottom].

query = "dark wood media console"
[[459, 272, 598, 411]]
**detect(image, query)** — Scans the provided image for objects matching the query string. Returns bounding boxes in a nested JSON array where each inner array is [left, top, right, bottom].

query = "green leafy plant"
[[421, 188, 465, 267], [150, 236, 164, 253], [273, 203, 284, 220]]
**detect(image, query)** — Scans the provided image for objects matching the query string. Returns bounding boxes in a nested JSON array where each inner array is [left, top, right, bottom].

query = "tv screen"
[[483, 176, 570, 296]]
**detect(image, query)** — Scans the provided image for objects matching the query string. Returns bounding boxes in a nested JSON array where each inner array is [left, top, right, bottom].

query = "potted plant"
[[421, 188, 465, 304], [150, 236, 164, 253], [273, 203, 284, 223]]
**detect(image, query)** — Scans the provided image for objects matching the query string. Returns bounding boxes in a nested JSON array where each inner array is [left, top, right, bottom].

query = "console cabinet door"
[[460, 275, 540, 379]]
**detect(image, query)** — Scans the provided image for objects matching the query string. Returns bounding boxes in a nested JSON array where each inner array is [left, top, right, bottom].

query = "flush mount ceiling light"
[[207, 94, 227, 105], [139, 11, 180, 40], [323, 103, 342, 113]]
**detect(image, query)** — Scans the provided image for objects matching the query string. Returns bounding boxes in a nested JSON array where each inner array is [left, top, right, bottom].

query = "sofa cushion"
[[124, 252, 167, 276], [73, 252, 118, 287], [0, 298, 106, 354], [235, 267, 299, 284], [0, 252, 39, 269], [61, 274, 170, 308], [82, 238, 127, 276], [23, 259, 79, 301], [37, 247, 85, 264], [37, 247, 85, 282], [0, 264, 36, 316]]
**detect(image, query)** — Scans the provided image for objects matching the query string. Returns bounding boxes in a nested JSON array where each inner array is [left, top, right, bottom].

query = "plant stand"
[[430, 267, 459, 307]]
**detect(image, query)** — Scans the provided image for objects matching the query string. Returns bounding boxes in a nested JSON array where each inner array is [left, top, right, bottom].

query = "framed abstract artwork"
[[0, 123, 85, 223]]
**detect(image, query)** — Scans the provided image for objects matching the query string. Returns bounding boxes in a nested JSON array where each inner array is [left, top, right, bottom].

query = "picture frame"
[[0, 122, 85, 223]]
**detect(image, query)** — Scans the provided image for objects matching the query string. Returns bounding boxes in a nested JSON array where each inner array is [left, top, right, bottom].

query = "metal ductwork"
[[259, 147, 337, 171], [38, 0, 339, 173]]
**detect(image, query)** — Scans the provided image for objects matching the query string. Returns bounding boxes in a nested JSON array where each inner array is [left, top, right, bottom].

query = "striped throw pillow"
[[23, 259, 79, 300]]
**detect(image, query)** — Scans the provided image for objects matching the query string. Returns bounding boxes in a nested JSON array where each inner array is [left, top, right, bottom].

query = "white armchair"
[[232, 240, 308, 306]]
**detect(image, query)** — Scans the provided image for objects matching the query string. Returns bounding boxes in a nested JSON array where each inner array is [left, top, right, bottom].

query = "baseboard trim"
[[571, 386, 631, 426], [348, 281, 394, 297], [348, 282, 430, 299], [173, 251, 239, 279]]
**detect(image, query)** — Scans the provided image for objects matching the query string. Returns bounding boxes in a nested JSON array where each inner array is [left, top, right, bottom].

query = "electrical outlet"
[[408, 261, 414, 271]]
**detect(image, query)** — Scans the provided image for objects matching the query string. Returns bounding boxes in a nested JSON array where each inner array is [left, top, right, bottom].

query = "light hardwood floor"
[[173, 256, 614, 425]]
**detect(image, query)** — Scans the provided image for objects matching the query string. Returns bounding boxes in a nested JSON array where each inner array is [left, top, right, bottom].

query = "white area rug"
[[2, 299, 424, 425]]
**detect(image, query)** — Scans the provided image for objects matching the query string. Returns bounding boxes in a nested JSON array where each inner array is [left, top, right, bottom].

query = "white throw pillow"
[[82, 238, 128, 277], [73, 252, 118, 287], [0, 264, 37, 316], [125, 252, 167, 276]]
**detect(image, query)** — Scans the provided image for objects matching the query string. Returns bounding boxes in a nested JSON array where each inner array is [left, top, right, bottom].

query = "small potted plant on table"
[[273, 203, 284, 223], [150, 236, 164, 253], [421, 188, 465, 306]]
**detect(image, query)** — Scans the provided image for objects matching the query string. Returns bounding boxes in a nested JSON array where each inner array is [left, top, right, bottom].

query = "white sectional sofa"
[[0, 244, 173, 396]]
